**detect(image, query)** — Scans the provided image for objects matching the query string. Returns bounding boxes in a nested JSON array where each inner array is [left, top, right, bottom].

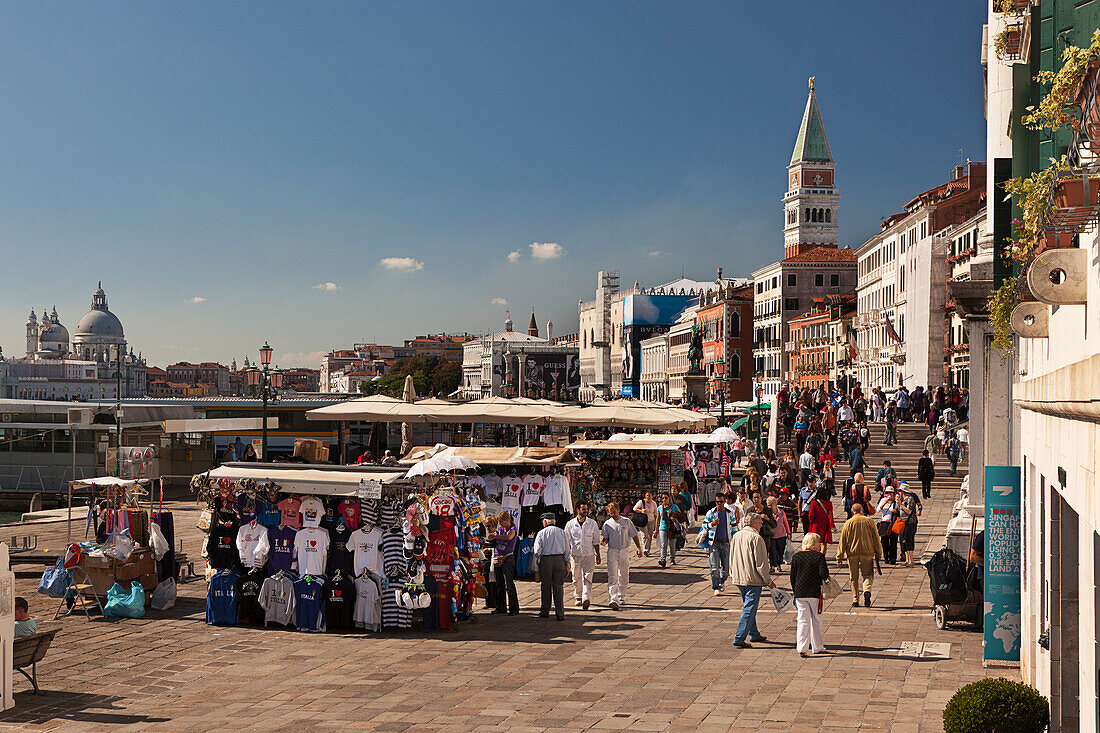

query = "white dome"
[[39, 322, 70, 344], [75, 309, 124, 340]]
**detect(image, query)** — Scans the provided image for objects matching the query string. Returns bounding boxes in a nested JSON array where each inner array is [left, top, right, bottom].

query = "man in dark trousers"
[[533, 512, 569, 620], [917, 449, 936, 499]]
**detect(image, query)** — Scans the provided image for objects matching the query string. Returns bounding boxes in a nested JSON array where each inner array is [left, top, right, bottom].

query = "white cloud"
[[311, 282, 341, 291], [529, 242, 565, 260], [379, 257, 424, 273], [648, 250, 666, 257], [491, 297, 508, 305], [506, 250, 522, 263], [277, 351, 327, 368], [185, 296, 207, 303]]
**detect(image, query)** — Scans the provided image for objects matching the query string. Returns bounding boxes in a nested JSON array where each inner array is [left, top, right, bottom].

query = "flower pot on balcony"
[[1045, 176, 1100, 232], [997, 26, 1022, 58], [1075, 59, 1100, 136]]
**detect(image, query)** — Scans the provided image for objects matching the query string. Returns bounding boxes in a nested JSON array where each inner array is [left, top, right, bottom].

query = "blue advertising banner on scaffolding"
[[984, 465, 1021, 662]]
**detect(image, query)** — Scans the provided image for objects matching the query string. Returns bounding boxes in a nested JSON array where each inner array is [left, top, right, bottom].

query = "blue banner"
[[984, 465, 1021, 662]]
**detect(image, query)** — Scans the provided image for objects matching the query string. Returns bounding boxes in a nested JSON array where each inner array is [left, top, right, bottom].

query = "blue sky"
[[0, 1, 986, 368]]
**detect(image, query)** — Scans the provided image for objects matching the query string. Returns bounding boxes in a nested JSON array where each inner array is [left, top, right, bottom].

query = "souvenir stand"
[[58, 477, 162, 610], [192, 462, 488, 633], [400, 445, 579, 578]]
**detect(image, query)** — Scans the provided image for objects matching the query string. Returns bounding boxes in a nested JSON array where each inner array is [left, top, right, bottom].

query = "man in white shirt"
[[838, 402, 855, 424], [564, 501, 601, 609], [956, 426, 969, 458], [533, 513, 570, 620], [798, 448, 816, 489], [601, 502, 642, 611]]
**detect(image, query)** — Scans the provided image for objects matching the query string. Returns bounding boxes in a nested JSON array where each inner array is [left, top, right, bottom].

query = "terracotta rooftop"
[[783, 246, 857, 263]]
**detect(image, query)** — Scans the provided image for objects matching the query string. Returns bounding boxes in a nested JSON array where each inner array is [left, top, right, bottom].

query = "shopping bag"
[[770, 587, 794, 613], [106, 530, 134, 561], [37, 557, 72, 598], [104, 581, 146, 618], [151, 579, 177, 610], [149, 523, 170, 561], [822, 574, 844, 601]]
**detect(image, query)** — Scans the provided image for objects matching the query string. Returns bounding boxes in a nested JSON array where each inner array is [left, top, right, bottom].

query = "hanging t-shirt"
[[353, 574, 381, 631], [236, 567, 266, 625], [277, 497, 303, 529], [483, 474, 503, 501], [235, 494, 258, 524], [327, 521, 354, 576], [337, 499, 361, 530], [206, 516, 239, 570], [359, 498, 381, 528], [324, 571, 356, 630], [294, 527, 330, 576], [380, 497, 403, 530], [266, 525, 297, 574], [293, 575, 326, 632], [501, 476, 523, 508], [346, 526, 384, 577], [319, 497, 340, 531], [206, 569, 239, 626], [520, 474, 544, 506], [258, 572, 296, 626], [542, 474, 571, 510], [299, 496, 325, 528], [235, 521, 270, 568]]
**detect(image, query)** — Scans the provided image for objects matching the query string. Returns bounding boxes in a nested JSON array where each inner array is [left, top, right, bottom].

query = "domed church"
[[1, 283, 147, 400]]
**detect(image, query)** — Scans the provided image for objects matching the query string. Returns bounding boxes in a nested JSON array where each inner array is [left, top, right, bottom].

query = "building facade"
[[166, 362, 231, 395], [941, 210, 987, 389], [460, 314, 580, 400], [639, 334, 669, 402], [695, 281, 755, 402]]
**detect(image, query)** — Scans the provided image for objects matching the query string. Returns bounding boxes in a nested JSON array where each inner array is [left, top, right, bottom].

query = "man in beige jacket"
[[836, 503, 883, 608], [728, 513, 775, 648]]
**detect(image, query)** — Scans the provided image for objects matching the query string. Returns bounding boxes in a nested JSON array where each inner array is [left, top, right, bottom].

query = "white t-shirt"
[[483, 474, 503, 500], [345, 526, 384, 577], [354, 575, 381, 631], [293, 527, 330, 575], [502, 476, 523, 508], [299, 496, 325, 528], [601, 516, 638, 551], [520, 474, 544, 506], [235, 521, 270, 568], [956, 428, 969, 444]]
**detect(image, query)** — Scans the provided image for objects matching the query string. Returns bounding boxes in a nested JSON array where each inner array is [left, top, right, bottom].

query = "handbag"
[[891, 516, 907, 534], [631, 512, 648, 529], [37, 557, 72, 598], [822, 574, 843, 601]]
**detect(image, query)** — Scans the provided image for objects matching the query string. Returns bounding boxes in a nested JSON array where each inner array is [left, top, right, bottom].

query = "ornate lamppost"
[[246, 342, 283, 460]]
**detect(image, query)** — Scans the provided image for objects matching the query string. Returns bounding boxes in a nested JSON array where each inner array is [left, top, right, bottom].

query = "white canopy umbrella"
[[546, 403, 691, 429], [406, 453, 478, 478], [306, 394, 432, 422], [710, 426, 739, 443]]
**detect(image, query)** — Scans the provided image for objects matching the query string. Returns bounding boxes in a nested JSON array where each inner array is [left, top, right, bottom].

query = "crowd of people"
[[472, 381, 961, 659]]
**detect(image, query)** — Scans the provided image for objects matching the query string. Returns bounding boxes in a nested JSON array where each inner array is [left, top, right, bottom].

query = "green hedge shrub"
[[943, 678, 1049, 733]]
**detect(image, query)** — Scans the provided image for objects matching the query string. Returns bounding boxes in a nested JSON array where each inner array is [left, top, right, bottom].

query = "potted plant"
[[1023, 28, 1100, 133], [943, 678, 1049, 733], [994, 24, 1023, 60], [998, 0, 1031, 13]]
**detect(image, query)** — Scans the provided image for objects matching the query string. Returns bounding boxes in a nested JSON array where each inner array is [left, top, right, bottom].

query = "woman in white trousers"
[[788, 532, 829, 657]]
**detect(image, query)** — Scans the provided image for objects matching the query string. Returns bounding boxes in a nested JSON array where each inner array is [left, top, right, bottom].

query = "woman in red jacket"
[[807, 486, 836, 557]]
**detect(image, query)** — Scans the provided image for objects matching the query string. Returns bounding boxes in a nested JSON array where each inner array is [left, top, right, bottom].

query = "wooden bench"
[[13, 629, 57, 695]]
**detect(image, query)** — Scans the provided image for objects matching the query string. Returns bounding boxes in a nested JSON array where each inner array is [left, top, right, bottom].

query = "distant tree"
[[356, 357, 461, 398]]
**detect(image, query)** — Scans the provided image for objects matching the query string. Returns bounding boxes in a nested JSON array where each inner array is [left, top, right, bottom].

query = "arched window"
[[805, 207, 810, 221], [729, 352, 740, 377], [825, 209, 831, 223]]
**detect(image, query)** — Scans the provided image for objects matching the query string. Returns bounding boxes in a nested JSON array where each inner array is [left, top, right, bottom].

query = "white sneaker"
[[713, 589, 721, 596]]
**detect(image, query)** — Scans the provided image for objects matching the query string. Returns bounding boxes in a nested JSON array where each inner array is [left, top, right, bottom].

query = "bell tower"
[[783, 77, 840, 259]]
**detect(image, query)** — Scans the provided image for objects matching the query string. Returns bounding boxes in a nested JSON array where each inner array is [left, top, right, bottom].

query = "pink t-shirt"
[[277, 497, 302, 529], [337, 499, 361, 530]]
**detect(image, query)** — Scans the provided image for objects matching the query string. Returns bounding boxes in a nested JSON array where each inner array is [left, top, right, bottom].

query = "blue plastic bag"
[[104, 581, 146, 618], [37, 557, 71, 598]]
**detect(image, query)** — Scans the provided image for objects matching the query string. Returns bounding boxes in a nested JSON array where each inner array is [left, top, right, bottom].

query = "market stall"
[[192, 462, 487, 633]]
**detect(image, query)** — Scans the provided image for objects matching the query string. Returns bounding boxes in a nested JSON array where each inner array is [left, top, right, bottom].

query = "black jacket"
[[917, 456, 935, 480], [789, 550, 829, 599]]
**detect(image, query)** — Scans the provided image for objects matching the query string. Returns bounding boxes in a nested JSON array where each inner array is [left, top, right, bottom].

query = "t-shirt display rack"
[[191, 470, 488, 633]]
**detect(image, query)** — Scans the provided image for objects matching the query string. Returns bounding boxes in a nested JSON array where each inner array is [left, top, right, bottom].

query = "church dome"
[[39, 322, 70, 344], [75, 309, 124, 339], [73, 283, 125, 341]]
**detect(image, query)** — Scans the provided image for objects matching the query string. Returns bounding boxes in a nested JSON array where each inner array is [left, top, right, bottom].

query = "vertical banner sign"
[[984, 465, 1022, 662]]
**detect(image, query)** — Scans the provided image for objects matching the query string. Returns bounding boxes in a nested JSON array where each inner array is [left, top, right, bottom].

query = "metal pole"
[[116, 343, 122, 467], [261, 369, 269, 461]]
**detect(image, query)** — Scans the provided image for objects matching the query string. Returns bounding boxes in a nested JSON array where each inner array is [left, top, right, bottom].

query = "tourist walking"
[[601, 502, 642, 610], [533, 513, 569, 620], [917, 449, 935, 499], [729, 513, 775, 648], [882, 400, 898, 445], [491, 511, 520, 616], [564, 501, 600, 610], [896, 483, 923, 566], [656, 493, 678, 567], [767, 496, 790, 573], [798, 447, 815, 489], [702, 493, 737, 595], [789, 533, 829, 657], [806, 485, 835, 556], [632, 491, 658, 557], [876, 488, 899, 564], [945, 432, 962, 475], [836, 503, 883, 608], [844, 473, 873, 520]]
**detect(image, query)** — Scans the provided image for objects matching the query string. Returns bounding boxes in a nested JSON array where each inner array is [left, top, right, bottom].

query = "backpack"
[[926, 547, 969, 605]]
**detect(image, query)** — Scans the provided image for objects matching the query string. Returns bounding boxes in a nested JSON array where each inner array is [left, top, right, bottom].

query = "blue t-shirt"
[[267, 525, 298, 574], [206, 569, 240, 626], [293, 576, 327, 632], [657, 505, 674, 532], [713, 510, 729, 541]]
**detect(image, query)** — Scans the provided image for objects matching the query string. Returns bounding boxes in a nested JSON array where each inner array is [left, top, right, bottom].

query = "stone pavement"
[[0, 428, 1011, 732]]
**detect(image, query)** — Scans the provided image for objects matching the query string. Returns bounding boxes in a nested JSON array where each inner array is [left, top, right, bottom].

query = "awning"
[[567, 438, 691, 451], [731, 416, 748, 430], [205, 463, 407, 496], [72, 477, 151, 487], [401, 444, 576, 466]]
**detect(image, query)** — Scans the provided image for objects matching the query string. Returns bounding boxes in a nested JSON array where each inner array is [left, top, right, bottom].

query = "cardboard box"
[[83, 565, 116, 596], [138, 573, 160, 591]]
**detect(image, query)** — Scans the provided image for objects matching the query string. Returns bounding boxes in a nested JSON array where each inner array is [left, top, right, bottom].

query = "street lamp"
[[247, 342, 283, 460]]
